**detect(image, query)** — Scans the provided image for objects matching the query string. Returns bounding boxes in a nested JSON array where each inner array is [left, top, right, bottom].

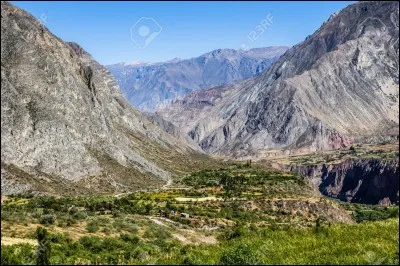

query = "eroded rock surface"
[[160, 1, 399, 157], [1, 1, 202, 195], [288, 159, 399, 205]]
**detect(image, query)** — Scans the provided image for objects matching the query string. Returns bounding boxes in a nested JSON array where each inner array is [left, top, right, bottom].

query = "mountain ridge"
[[107, 46, 289, 111], [159, 1, 399, 157], [0, 1, 211, 196]]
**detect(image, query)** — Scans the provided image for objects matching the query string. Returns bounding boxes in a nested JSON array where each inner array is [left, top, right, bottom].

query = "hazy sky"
[[12, 1, 354, 65]]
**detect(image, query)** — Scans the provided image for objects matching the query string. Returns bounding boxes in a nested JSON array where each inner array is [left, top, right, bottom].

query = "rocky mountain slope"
[[160, 1, 399, 157], [292, 158, 399, 205], [0, 1, 211, 196], [107, 46, 289, 111], [259, 142, 399, 205]]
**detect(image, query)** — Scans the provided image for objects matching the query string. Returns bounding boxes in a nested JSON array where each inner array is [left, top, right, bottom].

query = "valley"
[[1, 0, 399, 265], [2, 160, 398, 264]]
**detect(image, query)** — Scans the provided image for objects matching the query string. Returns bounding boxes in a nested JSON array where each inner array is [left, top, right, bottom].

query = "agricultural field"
[[1, 163, 399, 265], [260, 141, 399, 167]]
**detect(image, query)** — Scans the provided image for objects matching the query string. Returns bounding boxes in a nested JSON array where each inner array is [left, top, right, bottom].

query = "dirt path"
[[147, 216, 217, 245], [114, 176, 173, 199], [149, 217, 170, 227]]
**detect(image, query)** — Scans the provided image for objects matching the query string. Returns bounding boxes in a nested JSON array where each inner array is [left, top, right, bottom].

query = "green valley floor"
[[1, 163, 399, 265]]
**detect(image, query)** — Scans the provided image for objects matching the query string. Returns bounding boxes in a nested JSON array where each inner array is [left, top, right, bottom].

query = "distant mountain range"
[[107, 46, 289, 111], [159, 1, 399, 157]]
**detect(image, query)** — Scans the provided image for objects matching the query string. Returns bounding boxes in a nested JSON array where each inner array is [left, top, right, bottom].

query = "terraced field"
[[1, 163, 398, 264]]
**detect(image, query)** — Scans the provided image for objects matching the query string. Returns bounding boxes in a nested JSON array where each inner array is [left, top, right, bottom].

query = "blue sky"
[[12, 1, 354, 65]]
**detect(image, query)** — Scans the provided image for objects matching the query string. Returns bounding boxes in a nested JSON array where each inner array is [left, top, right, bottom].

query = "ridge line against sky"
[[12, 1, 354, 65]]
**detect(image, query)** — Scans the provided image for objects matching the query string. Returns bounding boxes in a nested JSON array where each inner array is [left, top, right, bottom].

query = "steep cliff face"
[[142, 112, 201, 151], [107, 46, 289, 111], [0, 1, 204, 195], [288, 159, 399, 205], [160, 1, 399, 156]]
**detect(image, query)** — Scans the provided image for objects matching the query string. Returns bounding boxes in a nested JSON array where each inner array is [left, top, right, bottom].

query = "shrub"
[[219, 242, 262, 265], [183, 254, 203, 265], [112, 210, 121, 218], [79, 236, 103, 253], [120, 233, 139, 245], [1, 244, 36, 265], [73, 211, 87, 220], [69, 207, 79, 215], [86, 221, 99, 233], [101, 226, 112, 235], [40, 214, 56, 225], [220, 223, 247, 240]]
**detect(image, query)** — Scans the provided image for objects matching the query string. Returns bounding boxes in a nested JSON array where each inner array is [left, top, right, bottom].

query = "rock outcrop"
[[288, 158, 399, 205], [107, 46, 289, 111], [0, 1, 205, 195], [160, 1, 399, 157]]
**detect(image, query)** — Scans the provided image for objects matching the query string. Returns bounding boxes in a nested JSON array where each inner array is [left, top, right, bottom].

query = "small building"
[[181, 212, 190, 218]]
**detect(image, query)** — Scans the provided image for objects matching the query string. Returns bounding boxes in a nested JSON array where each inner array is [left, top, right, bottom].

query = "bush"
[[72, 211, 87, 220], [1, 244, 36, 265], [120, 233, 139, 245], [112, 210, 121, 218], [183, 254, 203, 265], [86, 221, 99, 233], [219, 242, 262, 265], [79, 236, 103, 253], [40, 214, 56, 225], [220, 223, 247, 240]]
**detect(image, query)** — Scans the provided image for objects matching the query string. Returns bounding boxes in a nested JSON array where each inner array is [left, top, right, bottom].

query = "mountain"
[[0, 1, 211, 196], [107, 46, 289, 111], [159, 1, 399, 157]]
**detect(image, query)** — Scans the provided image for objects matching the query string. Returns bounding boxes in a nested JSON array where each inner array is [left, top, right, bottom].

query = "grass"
[[2, 219, 398, 265], [339, 202, 399, 223], [1, 163, 398, 265]]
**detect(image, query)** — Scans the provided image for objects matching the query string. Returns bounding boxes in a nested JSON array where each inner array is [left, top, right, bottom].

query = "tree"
[[144, 203, 153, 215], [36, 227, 51, 265], [315, 216, 324, 233], [220, 173, 244, 197], [245, 159, 252, 167]]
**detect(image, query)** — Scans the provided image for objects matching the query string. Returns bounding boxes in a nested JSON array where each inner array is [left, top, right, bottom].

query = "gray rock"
[[160, 1, 399, 157], [107, 46, 289, 111], [0, 1, 201, 195], [288, 158, 399, 205]]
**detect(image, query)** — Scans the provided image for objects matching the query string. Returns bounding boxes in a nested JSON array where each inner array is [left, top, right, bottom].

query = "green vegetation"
[[180, 164, 308, 198], [1, 219, 398, 265], [340, 202, 399, 223], [36, 227, 51, 265], [262, 141, 399, 166], [1, 163, 398, 265]]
